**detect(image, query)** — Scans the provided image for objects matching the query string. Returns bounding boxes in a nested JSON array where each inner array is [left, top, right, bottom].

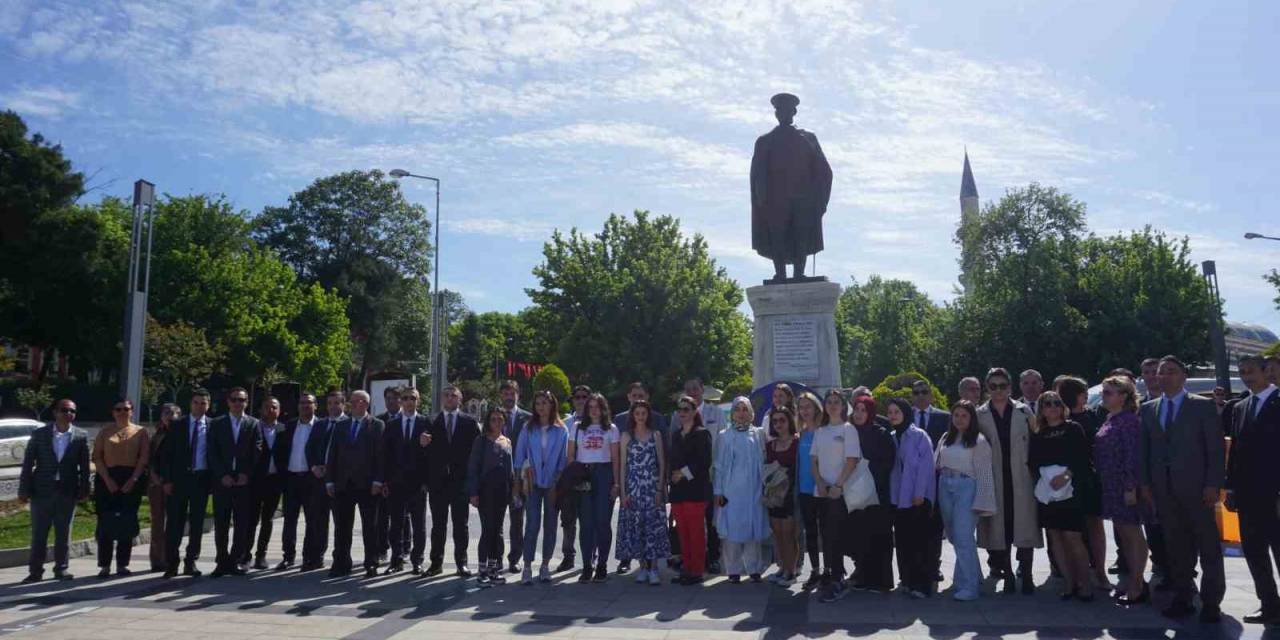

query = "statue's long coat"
[[750, 124, 833, 261]]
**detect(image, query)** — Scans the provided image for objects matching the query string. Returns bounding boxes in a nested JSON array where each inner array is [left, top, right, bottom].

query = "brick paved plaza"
[[0, 511, 1270, 639]]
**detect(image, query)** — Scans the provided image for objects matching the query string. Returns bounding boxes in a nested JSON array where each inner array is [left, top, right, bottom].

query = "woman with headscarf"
[[847, 395, 896, 593], [714, 397, 770, 583], [887, 397, 937, 599]]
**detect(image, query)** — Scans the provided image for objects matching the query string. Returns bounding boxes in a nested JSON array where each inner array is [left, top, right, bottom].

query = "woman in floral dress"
[[616, 400, 670, 585]]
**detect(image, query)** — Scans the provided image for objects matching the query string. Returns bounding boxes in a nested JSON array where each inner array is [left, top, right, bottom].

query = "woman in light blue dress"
[[714, 397, 770, 583]]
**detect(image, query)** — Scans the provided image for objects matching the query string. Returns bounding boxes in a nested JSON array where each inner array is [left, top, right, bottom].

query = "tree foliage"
[[253, 170, 433, 380], [528, 211, 750, 405], [144, 316, 227, 402], [532, 363, 572, 409], [836, 276, 941, 387], [0, 111, 84, 248], [869, 372, 949, 412]]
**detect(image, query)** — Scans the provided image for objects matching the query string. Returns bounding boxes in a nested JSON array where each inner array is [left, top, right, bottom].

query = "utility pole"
[[119, 180, 156, 422]]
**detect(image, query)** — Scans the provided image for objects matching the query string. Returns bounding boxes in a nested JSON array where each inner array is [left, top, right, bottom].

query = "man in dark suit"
[[374, 385, 402, 565], [18, 398, 91, 583], [1226, 355, 1280, 624], [498, 379, 532, 573], [326, 390, 385, 577], [424, 383, 479, 576], [208, 387, 263, 577], [277, 393, 327, 570], [159, 388, 215, 578], [383, 387, 429, 574], [245, 396, 286, 570], [1139, 355, 1226, 623]]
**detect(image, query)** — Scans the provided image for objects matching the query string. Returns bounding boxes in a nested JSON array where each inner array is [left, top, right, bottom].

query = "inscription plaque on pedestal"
[[772, 319, 818, 380]]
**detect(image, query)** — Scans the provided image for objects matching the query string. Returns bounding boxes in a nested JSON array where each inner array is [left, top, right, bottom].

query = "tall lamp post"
[[120, 180, 156, 421], [1245, 232, 1280, 242], [389, 169, 445, 413]]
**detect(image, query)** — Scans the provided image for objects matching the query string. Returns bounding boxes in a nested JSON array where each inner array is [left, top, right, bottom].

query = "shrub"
[[532, 363, 572, 413], [869, 371, 949, 412]]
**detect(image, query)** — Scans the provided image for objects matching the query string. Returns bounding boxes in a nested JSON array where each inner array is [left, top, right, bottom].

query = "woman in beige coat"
[[976, 367, 1043, 594]]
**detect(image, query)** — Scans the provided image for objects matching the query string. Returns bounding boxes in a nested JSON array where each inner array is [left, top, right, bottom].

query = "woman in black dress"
[[1028, 390, 1094, 601]]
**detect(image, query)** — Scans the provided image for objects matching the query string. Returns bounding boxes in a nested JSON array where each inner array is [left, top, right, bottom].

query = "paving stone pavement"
[[0, 508, 1273, 639]]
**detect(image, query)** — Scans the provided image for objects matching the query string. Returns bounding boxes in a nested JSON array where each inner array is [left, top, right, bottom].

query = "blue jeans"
[[578, 463, 616, 568], [938, 470, 979, 598], [523, 486, 559, 566]]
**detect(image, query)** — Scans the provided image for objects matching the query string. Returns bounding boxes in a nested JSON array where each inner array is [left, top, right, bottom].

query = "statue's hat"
[[770, 93, 799, 109]]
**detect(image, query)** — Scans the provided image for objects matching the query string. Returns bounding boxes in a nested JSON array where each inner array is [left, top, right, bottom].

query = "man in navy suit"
[[208, 387, 262, 577], [159, 388, 215, 578], [424, 384, 480, 576], [1226, 355, 1280, 624], [326, 390, 385, 578], [383, 387, 429, 574], [18, 398, 91, 583], [245, 396, 286, 569]]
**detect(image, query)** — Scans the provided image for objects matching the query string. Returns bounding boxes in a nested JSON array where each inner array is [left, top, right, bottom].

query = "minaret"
[[960, 149, 979, 219]]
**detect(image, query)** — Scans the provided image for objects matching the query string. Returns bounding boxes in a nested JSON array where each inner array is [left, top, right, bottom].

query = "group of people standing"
[[16, 354, 1280, 628]]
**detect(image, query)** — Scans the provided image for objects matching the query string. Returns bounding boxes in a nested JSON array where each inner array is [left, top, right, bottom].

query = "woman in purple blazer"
[[887, 397, 937, 598]]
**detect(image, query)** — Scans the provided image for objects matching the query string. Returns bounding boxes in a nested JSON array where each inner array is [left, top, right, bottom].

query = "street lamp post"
[[1244, 232, 1280, 242], [389, 169, 445, 414]]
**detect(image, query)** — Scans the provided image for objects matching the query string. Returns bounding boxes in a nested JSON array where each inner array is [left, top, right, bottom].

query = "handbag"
[[761, 461, 791, 509], [842, 459, 879, 512]]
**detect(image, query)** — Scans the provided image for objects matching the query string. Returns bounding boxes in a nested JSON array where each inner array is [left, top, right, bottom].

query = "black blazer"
[[252, 422, 287, 478], [158, 415, 214, 483], [309, 416, 346, 468], [914, 407, 951, 447], [383, 413, 430, 487], [326, 415, 385, 491], [277, 417, 323, 472], [426, 411, 480, 491], [1226, 389, 1280, 507], [18, 425, 90, 500], [208, 414, 263, 480]]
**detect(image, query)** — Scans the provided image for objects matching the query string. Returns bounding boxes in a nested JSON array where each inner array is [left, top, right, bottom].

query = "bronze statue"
[[750, 93, 833, 283]]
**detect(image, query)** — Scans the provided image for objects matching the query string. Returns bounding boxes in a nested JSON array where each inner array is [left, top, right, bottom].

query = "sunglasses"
[[987, 382, 1010, 390], [229, 397, 248, 403], [677, 406, 694, 413], [573, 395, 589, 401], [1041, 399, 1064, 408], [59, 408, 77, 414], [912, 389, 930, 396], [112, 406, 131, 413]]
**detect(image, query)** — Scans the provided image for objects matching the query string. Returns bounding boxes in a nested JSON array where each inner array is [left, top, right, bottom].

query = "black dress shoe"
[[411, 564, 423, 575], [183, 564, 202, 577], [253, 558, 268, 570], [707, 561, 722, 575], [1243, 608, 1280, 624], [424, 563, 443, 577], [578, 567, 594, 583], [365, 567, 378, 578], [555, 557, 575, 573], [275, 560, 294, 571], [53, 571, 74, 581], [1162, 601, 1196, 619], [163, 568, 177, 579], [1199, 606, 1222, 624], [508, 563, 520, 574], [328, 566, 350, 578], [20, 574, 41, 584], [1001, 576, 1016, 594], [97, 567, 111, 579], [385, 561, 404, 574], [456, 567, 473, 578], [616, 561, 631, 574], [1116, 583, 1150, 606], [210, 565, 228, 578], [116, 567, 132, 577]]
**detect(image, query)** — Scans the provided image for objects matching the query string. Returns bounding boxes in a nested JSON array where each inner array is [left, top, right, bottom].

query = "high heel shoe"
[[1116, 583, 1150, 606]]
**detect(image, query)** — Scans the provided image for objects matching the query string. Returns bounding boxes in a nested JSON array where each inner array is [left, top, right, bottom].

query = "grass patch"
[[0, 492, 213, 549]]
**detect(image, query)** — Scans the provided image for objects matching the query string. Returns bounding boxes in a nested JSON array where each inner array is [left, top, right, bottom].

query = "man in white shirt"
[[209, 387, 262, 577], [246, 397, 285, 570], [278, 393, 323, 570], [18, 398, 90, 583]]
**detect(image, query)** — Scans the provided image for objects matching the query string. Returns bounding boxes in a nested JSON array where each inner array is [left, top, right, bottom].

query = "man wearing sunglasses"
[[208, 387, 263, 577], [975, 367, 1041, 594], [19, 399, 91, 583]]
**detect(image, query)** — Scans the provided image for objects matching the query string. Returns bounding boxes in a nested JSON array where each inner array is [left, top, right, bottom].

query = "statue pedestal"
[[746, 280, 843, 392]]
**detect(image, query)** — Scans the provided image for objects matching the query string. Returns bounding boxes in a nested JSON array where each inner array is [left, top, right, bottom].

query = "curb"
[[0, 520, 213, 569]]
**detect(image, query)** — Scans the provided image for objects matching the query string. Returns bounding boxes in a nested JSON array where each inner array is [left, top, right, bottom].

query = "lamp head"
[[389, 169, 410, 178], [1244, 232, 1262, 240]]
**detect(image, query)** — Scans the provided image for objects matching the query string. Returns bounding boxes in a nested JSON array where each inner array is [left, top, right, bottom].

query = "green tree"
[[532, 363, 572, 410], [528, 211, 751, 405], [253, 170, 433, 381], [144, 316, 227, 402], [836, 276, 941, 387], [0, 111, 84, 250], [448, 310, 549, 383], [0, 204, 130, 377], [869, 372, 949, 411], [15, 384, 53, 420]]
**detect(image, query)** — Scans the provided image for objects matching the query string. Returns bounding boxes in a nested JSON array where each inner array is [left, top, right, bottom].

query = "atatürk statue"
[[750, 93, 833, 284]]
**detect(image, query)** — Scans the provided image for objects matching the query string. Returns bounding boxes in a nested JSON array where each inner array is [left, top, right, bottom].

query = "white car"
[[0, 418, 42, 467]]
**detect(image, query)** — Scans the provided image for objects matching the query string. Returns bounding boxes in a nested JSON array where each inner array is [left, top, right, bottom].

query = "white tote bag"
[[843, 459, 879, 512]]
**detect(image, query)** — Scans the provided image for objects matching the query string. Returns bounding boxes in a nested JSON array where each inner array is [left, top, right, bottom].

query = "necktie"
[[918, 410, 925, 429], [1248, 396, 1260, 421], [1162, 398, 1174, 431], [404, 416, 411, 441], [350, 417, 361, 444], [447, 412, 455, 440], [191, 418, 201, 467]]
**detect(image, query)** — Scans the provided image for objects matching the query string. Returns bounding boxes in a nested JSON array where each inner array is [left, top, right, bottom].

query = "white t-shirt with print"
[[571, 422, 619, 464], [811, 422, 861, 485]]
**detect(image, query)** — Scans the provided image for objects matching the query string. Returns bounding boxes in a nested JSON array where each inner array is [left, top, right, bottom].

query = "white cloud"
[[2, 85, 82, 119]]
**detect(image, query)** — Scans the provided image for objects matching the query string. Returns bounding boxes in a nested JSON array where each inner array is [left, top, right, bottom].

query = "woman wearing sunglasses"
[[1027, 390, 1094, 601], [976, 367, 1042, 594], [93, 398, 151, 577]]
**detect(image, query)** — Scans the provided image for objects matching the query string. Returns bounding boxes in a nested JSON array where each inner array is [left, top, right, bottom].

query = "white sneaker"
[[647, 569, 661, 585]]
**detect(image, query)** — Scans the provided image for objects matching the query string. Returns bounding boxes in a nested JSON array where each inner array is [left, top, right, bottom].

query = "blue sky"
[[3, 0, 1278, 333]]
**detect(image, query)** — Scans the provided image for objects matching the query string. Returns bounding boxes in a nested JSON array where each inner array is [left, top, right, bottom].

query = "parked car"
[[0, 418, 42, 467], [1087, 377, 1244, 408]]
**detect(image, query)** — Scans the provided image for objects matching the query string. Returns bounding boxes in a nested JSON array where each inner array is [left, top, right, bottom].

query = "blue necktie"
[[350, 418, 360, 444]]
